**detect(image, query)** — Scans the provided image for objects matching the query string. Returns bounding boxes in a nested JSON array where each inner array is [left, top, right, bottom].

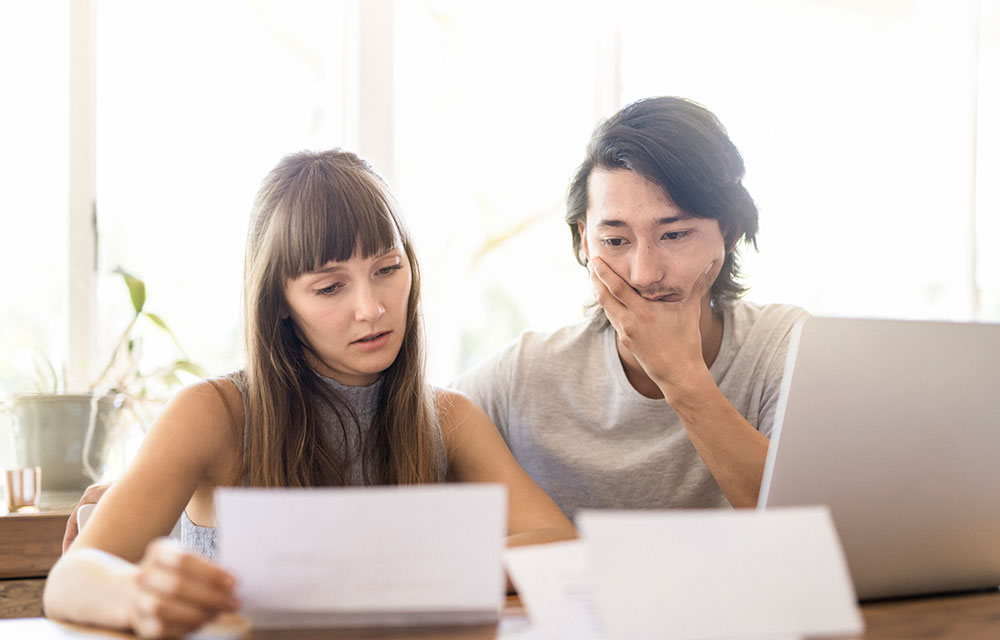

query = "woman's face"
[[283, 245, 412, 386]]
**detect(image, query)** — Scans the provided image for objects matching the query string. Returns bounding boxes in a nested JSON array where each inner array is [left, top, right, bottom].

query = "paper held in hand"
[[216, 484, 507, 629]]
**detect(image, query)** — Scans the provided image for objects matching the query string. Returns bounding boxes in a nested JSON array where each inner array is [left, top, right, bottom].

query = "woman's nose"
[[354, 287, 386, 323]]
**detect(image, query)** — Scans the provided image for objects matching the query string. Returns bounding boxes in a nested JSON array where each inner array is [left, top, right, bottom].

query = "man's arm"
[[657, 368, 769, 508], [589, 256, 767, 508]]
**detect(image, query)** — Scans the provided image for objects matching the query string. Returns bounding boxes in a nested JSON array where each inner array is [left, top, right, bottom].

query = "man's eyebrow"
[[595, 215, 689, 228]]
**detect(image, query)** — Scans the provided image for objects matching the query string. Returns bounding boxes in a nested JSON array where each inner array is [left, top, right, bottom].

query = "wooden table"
[[0, 490, 82, 618], [3, 589, 1000, 638]]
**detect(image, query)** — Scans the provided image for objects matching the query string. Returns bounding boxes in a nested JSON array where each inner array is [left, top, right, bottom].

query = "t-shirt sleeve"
[[447, 339, 519, 442], [757, 308, 810, 438]]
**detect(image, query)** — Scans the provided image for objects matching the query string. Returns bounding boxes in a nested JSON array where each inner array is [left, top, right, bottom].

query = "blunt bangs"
[[271, 154, 401, 281]]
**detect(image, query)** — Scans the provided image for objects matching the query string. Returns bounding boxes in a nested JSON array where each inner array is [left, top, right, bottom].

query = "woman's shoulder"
[[433, 386, 472, 415], [433, 387, 486, 430], [171, 376, 244, 420], [156, 376, 246, 460]]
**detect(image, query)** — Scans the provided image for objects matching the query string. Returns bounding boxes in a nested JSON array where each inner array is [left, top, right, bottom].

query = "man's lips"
[[635, 291, 683, 302]]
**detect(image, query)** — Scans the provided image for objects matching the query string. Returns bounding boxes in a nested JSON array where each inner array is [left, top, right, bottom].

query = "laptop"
[[758, 316, 1000, 601]]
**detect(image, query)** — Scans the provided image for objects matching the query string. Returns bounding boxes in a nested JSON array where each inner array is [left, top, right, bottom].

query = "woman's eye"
[[315, 283, 343, 296], [600, 238, 627, 248], [664, 230, 691, 241], [377, 264, 403, 276]]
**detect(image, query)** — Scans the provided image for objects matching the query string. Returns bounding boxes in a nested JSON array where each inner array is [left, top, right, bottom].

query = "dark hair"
[[566, 96, 759, 304]]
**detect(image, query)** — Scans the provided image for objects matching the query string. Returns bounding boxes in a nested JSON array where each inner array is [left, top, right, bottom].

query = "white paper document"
[[577, 506, 864, 640], [504, 540, 604, 640], [215, 484, 507, 628]]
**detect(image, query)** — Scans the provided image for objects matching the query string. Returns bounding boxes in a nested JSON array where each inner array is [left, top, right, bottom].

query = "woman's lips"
[[352, 331, 391, 351]]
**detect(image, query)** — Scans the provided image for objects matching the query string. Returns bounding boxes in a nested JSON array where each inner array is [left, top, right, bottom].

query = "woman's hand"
[[126, 538, 239, 639]]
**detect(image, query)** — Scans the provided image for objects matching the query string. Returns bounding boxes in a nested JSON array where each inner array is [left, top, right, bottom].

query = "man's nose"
[[629, 243, 665, 289], [353, 285, 385, 323]]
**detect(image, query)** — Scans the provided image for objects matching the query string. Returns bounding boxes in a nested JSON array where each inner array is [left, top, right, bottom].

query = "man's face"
[[579, 168, 727, 304]]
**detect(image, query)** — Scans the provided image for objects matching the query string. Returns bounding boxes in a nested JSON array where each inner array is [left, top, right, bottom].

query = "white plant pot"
[[8, 393, 124, 490]]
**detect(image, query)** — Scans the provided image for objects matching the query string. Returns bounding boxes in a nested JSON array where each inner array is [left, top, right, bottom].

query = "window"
[[95, 0, 352, 380], [0, 3, 70, 398], [620, 0, 997, 322], [3, 0, 997, 408]]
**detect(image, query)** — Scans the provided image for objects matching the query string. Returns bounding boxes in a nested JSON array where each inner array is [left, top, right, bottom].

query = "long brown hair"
[[240, 149, 439, 487]]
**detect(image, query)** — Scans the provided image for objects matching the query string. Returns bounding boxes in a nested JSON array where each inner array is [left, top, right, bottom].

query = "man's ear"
[[577, 220, 590, 262], [723, 222, 742, 254]]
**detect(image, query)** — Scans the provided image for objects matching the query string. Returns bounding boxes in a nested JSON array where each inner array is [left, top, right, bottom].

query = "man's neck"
[[616, 298, 724, 400]]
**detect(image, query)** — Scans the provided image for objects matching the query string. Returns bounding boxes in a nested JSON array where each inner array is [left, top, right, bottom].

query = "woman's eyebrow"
[[305, 247, 401, 276], [309, 264, 347, 275]]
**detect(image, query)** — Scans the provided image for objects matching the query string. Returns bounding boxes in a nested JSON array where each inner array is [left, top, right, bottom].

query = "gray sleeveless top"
[[181, 371, 449, 559]]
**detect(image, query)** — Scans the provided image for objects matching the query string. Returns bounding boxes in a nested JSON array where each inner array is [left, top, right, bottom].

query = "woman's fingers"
[[131, 586, 215, 639], [148, 538, 236, 598], [140, 560, 238, 612], [129, 538, 239, 638]]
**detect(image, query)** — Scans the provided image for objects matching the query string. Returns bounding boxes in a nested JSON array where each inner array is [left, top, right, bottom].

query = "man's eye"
[[664, 230, 690, 241], [601, 238, 626, 248], [377, 264, 403, 276]]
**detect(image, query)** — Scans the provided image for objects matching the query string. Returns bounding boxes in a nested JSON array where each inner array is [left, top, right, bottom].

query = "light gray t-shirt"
[[451, 300, 807, 520]]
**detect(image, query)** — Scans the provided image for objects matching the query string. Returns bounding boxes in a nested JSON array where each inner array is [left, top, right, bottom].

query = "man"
[[451, 96, 807, 517]]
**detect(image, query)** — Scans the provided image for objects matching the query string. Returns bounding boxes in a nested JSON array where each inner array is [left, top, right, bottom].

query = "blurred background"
[[1, 0, 998, 404]]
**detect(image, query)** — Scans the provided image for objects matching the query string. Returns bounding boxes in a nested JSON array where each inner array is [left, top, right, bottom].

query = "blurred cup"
[[5, 466, 42, 513]]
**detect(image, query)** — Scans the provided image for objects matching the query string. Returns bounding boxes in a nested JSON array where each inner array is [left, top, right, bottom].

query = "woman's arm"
[[43, 380, 242, 637], [437, 389, 577, 547]]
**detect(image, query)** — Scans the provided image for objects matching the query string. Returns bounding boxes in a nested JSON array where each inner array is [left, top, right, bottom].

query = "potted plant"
[[2, 268, 205, 490]]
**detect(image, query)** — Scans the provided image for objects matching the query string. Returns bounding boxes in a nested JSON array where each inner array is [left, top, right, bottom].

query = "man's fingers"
[[80, 482, 112, 503], [61, 512, 80, 553], [696, 259, 717, 296], [590, 257, 634, 308], [62, 483, 110, 553]]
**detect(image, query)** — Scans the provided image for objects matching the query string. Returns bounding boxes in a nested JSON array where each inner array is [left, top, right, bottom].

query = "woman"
[[44, 149, 575, 638]]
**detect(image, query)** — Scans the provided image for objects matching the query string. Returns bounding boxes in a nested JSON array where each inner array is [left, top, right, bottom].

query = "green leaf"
[[144, 312, 184, 351], [114, 267, 146, 314], [173, 359, 208, 377], [145, 312, 169, 332]]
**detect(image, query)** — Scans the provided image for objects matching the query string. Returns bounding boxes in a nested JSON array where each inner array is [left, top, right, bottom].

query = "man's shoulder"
[[509, 315, 607, 356], [456, 316, 606, 382], [450, 316, 608, 402], [729, 300, 810, 332]]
